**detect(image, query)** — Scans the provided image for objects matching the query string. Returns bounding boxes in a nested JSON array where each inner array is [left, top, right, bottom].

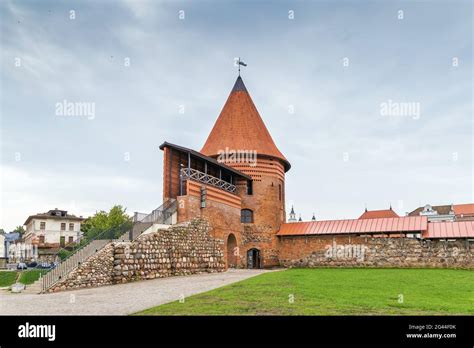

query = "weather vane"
[[237, 57, 247, 76]]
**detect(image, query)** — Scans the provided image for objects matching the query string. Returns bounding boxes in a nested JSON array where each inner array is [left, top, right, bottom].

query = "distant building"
[[0, 234, 5, 268], [288, 205, 297, 223], [453, 203, 474, 221], [3, 232, 20, 264], [408, 203, 474, 222], [359, 207, 399, 219], [23, 209, 85, 249]]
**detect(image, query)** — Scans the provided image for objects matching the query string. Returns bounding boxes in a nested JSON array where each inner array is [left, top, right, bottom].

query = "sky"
[[0, 0, 472, 231]]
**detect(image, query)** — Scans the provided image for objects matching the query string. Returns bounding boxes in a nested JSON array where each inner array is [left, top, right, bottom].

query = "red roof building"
[[358, 208, 399, 219], [423, 220, 474, 239], [453, 203, 474, 220], [277, 216, 427, 237], [277, 216, 474, 239]]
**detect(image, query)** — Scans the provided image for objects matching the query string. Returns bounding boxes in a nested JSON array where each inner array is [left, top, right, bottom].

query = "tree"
[[0, 228, 5, 235], [13, 226, 25, 237], [81, 205, 132, 240]]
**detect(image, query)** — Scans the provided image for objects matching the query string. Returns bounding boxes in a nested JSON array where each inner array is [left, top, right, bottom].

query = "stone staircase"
[[24, 199, 177, 294], [39, 239, 113, 293]]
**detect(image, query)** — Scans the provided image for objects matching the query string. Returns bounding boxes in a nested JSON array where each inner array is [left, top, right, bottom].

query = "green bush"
[[58, 249, 73, 261]]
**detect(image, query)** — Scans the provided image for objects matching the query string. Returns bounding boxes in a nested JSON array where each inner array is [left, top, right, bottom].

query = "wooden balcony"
[[180, 167, 236, 194]]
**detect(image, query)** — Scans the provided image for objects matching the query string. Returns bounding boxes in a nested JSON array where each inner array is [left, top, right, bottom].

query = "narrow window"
[[241, 209, 254, 223], [39, 235, 45, 244], [68, 236, 74, 243], [60, 223, 66, 231], [279, 184, 282, 201], [247, 180, 253, 195], [69, 223, 74, 231], [40, 221, 46, 230]]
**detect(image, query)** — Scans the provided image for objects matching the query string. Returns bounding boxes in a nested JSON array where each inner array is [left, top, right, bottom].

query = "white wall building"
[[0, 234, 5, 267], [409, 204, 455, 222], [23, 209, 85, 248]]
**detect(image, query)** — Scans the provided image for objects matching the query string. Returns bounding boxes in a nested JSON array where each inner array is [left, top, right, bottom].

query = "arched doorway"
[[226, 234, 237, 268], [247, 248, 261, 269]]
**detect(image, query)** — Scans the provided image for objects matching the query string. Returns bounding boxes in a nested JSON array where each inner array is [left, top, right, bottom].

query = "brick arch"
[[226, 233, 238, 268]]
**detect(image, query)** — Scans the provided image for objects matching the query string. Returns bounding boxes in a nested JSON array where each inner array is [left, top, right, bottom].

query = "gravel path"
[[0, 269, 271, 315]]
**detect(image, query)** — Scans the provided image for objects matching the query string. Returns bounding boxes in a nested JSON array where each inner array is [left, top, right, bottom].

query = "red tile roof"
[[453, 203, 474, 216], [200, 76, 290, 171], [277, 216, 427, 236], [359, 209, 399, 219], [423, 221, 474, 239]]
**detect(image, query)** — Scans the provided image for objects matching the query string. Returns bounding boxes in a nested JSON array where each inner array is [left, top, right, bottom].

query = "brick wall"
[[177, 183, 243, 268], [238, 173, 285, 267], [278, 235, 474, 269]]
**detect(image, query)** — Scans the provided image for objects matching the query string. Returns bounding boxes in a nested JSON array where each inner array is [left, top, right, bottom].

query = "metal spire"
[[237, 57, 247, 76]]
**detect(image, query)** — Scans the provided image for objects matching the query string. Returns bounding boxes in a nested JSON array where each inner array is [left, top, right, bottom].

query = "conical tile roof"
[[200, 76, 290, 171]]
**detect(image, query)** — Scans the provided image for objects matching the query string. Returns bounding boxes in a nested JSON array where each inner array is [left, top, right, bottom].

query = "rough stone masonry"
[[278, 235, 473, 269], [49, 219, 225, 292]]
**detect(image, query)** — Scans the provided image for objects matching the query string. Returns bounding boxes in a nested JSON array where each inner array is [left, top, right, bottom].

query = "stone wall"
[[47, 218, 225, 292], [49, 244, 114, 292], [113, 219, 225, 283], [278, 235, 473, 269]]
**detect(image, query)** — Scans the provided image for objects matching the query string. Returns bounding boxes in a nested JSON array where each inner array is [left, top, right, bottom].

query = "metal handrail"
[[133, 199, 176, 224], [41, 200, 177, 292], [181, 168, 236, 193], [40, 222, 132, 292], [58, 222, 132, 261]]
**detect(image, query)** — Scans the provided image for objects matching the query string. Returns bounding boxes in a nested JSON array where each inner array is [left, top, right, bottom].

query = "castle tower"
[[201, 76, 290, 267]]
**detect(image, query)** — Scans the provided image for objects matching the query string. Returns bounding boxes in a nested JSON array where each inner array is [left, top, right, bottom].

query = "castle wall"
[[177, 180, 243, 268], [231, 157, 286, 267], [47, 219, 225, 292], [278, 235, 474, 269]]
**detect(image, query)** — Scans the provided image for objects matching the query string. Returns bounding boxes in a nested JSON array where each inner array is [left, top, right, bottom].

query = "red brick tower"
[[201, 76, 290, 267]]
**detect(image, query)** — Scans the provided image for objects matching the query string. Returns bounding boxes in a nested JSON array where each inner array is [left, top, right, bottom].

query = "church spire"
[[288, 205, 297, 222]]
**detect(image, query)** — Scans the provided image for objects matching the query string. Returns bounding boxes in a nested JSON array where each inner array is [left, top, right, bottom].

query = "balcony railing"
[[180, 167, 236, 194], [132, 199, 177, 225]]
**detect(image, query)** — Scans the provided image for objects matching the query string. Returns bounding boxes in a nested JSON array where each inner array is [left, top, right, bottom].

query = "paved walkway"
[[0, 269, 271, 315]]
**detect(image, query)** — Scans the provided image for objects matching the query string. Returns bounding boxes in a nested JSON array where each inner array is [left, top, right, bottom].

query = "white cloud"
[[0, 165, 160, 231]]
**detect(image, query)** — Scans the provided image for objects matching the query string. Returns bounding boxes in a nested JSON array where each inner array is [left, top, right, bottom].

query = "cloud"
[[0, 165, 160, 230], [0, 0, 472, 228]]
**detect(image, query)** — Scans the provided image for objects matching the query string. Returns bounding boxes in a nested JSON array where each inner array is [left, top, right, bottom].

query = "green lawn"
[[0, 271, 18, 287], [136, 268, 474, 315], [18, 270, 48, 285]]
